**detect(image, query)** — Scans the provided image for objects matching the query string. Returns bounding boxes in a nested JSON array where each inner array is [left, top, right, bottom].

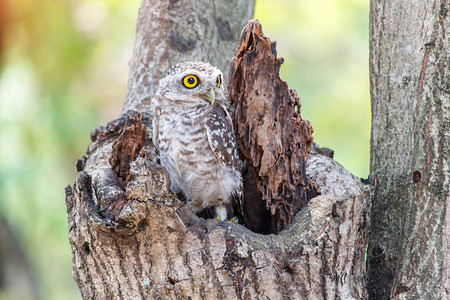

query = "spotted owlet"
[[151, 61, 242, 220]]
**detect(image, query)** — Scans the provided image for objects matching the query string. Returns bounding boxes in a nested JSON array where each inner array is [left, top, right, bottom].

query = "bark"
[[368, 1, 450, 299], [67, 150, 370, 299], [67, 1, 371, 299], [228, 21, 319, 234]]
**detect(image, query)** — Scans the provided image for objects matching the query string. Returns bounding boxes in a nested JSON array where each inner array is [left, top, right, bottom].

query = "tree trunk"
[[368, 1, 449, 299], [67, 138, 371, 299], [66, 1, 371, 299]]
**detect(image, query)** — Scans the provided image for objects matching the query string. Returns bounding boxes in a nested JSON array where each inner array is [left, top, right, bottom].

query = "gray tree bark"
[[66, 1, 371, 299], [368, 1, 449, 299]]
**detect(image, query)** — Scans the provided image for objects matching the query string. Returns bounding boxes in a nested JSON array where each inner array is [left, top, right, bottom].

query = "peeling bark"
[[229, 20, 319, 234], [109, 114, 147, 184]]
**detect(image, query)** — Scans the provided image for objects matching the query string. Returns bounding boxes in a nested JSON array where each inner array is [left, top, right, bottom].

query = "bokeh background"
[[0, 0, 369, 299]]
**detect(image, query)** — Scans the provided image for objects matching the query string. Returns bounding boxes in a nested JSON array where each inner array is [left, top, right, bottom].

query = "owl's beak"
[[201, 88, 215, 105]]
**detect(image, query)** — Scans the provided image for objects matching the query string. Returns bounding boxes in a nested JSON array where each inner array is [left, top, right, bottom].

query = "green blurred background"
[[0, 0, 369, 299]]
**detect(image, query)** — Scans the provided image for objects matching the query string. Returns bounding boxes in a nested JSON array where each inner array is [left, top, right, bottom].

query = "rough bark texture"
[[368, 1, 450, 299], [67, 147, 370, 299], [228, 20, 319, 234], [67, 1, 371, 298], [122, 0, 255, 118]]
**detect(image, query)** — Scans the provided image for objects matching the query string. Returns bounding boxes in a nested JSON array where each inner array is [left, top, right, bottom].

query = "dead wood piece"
[[229, 20, 319, 234], [66, 151, 370, 299], [76, 112, 160, 221], [109, 113, 149, 187]]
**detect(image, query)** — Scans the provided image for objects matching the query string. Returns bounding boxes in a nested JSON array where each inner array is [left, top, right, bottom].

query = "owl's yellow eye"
[[182, 75, 199, 89], [216, 75, 222, 88]]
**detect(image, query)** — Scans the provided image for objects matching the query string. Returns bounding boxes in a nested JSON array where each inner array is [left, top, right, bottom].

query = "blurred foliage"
[[0, 0, 369, 299], [0, 0, 141, 299], [255, 0, 370, 178]]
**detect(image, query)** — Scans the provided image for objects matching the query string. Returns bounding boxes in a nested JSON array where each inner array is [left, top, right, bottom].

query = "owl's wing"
[[205, 102, 240, 170], [205, 102, 243, 219]]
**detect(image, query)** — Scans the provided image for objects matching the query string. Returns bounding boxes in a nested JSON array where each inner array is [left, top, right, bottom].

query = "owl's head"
[[157, 61, 225, 106]]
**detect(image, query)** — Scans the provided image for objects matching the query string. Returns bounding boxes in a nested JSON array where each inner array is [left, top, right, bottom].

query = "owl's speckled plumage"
[[151, 62, 242, 220]]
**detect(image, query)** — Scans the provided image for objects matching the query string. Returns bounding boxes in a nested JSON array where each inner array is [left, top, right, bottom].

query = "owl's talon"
[[230, 217, 239, 224]]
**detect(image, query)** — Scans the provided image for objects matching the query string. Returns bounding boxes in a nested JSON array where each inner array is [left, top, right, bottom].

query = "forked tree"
[[65, 0, 449, 299]]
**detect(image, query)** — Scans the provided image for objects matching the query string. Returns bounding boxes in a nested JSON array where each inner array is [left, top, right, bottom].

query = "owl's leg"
[[214, 205, 239, 223], [214, 206, 228, 221]]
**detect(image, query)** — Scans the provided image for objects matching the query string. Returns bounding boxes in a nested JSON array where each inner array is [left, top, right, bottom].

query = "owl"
[[151, 61, 242, 220]]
